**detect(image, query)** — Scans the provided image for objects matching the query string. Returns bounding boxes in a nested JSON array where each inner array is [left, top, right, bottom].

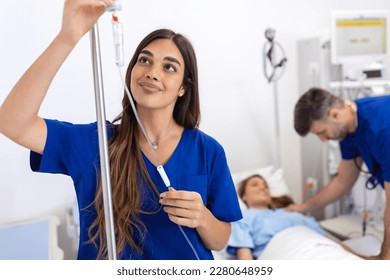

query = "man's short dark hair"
[[294, 87, 344, 136]]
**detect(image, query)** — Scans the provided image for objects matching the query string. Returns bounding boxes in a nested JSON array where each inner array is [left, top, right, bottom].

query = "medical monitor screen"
[[331, 11, 388, 65]]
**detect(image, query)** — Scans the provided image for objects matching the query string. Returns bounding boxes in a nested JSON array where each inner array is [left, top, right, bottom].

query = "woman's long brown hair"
[[87, 29, 200, 259]]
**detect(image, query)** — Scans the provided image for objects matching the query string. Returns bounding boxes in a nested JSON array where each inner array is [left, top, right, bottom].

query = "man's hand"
[[285, 203, 307, 213]]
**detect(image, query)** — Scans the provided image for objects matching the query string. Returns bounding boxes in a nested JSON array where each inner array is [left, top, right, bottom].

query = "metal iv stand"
[[89, 23, 117, 260]]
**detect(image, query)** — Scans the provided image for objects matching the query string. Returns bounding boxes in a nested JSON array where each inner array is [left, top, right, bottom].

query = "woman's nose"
[[146, 67, 160, 81], [259, 185, 268, 191]]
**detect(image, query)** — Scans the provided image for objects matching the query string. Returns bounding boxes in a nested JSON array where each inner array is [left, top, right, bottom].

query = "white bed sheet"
[[258, 226, 362, 260]]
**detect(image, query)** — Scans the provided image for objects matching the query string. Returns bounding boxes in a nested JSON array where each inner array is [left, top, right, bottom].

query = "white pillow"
[[231, 165, 290, 210], [267, 168, 290, 197], [231, 165, 275, 187]]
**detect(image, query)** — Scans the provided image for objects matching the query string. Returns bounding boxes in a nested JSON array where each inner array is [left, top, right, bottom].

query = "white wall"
[[0, 0, 387, 258]]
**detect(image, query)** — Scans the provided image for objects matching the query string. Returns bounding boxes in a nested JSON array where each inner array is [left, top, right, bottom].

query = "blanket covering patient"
[[226, 174, 325, 260]]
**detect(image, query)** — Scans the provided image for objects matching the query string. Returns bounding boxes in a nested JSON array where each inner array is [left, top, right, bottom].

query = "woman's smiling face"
[[130, 38, 186, 111], [242, 176, 272, 209]]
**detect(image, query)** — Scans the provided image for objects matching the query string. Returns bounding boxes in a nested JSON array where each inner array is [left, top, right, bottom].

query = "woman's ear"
[[178, 85, 186, 97]]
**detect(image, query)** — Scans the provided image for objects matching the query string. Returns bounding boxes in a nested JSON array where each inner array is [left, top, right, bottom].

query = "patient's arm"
[[236, 248, 254, 260]]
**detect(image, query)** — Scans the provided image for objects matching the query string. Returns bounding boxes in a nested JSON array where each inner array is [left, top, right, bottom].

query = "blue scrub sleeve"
[[206, 150, 243, 222], [339, 137, 357, 160], [30, 119, 100, 180]]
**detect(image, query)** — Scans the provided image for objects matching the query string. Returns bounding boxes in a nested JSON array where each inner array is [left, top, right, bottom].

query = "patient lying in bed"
[[226, 174, 361, 260]]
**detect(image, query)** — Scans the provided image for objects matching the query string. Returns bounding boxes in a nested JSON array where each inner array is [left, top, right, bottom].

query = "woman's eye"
[[164, 64, 176, 72], [138, 57, 150, 64]]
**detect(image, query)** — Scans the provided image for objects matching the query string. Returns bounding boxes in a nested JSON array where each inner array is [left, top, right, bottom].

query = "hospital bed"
[[212, 166, 383, 260]]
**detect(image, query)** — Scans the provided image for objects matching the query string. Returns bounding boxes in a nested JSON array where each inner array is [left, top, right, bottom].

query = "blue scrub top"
[[30, 119, 242, 259], [340, 95, 390, 187]]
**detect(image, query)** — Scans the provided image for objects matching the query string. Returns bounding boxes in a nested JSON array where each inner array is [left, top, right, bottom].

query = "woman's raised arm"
[[0, 0, 111, 154]]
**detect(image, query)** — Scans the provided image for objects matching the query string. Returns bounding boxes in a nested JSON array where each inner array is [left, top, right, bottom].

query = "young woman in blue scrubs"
[[0, 0, 242, 259]]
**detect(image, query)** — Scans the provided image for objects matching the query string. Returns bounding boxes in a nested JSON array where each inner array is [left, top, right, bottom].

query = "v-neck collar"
[[140, 127, 192, 170]]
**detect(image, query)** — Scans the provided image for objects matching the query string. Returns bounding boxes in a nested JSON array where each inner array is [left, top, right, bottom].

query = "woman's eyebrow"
[[140, 50, 153, 57], [164, 56, 181, 66], [140, 50, 181, 66]]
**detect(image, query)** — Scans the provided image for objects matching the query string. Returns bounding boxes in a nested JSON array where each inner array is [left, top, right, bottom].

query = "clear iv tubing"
[[116, 66, 200, 260]]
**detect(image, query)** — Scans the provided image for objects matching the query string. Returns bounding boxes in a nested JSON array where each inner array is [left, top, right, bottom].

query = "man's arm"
[[287, 158, 361, 213]]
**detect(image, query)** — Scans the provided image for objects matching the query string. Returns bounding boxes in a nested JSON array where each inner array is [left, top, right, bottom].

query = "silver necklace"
[[152, 140, 159, 150], [150, 122, 175, 150]]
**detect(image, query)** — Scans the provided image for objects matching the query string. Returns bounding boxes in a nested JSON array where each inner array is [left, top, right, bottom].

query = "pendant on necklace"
[[152, 141, 158, 150]]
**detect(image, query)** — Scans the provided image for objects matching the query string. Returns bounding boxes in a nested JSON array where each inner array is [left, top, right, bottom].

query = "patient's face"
[[243, 176, 272, 209]]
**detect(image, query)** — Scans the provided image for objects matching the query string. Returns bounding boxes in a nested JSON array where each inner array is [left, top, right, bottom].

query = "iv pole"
[[89, 23, 117, 260]]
